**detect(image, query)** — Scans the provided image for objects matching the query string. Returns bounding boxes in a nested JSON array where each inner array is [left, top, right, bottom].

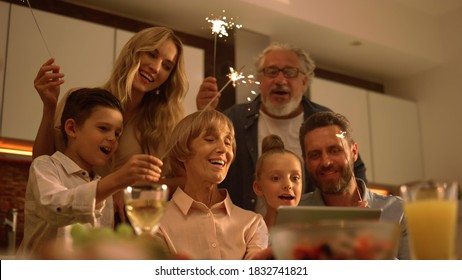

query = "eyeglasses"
[[260, 66, 305, 78]]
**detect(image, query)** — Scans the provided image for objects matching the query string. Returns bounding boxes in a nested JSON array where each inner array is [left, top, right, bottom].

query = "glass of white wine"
[[124, 184, 169, 236]]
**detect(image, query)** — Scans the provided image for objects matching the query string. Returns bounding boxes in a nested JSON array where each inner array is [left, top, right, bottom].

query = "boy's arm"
[[95, 154, 164, 204], [32, 58, 65, 159]]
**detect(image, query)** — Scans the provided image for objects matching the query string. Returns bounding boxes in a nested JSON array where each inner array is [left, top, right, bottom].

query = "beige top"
[[157, 187, 269, 260]]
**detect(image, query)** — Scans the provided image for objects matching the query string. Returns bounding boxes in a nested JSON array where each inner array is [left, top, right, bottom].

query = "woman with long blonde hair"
[[32, 26, 189, 226]]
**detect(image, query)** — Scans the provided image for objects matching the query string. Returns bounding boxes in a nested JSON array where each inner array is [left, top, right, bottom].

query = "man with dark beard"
[[298, 111, 410, 259], [196, 42, 367, 213]]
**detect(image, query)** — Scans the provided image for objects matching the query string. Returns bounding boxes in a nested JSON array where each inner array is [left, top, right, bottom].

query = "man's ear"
[[351, 142, 359, 162], [301, 74, 309, 93], [253, 181, 264, 196], [64, 119, 77, 139]]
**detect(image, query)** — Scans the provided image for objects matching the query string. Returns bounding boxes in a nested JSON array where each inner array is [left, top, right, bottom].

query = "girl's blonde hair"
[[103, 26, 188, 172]]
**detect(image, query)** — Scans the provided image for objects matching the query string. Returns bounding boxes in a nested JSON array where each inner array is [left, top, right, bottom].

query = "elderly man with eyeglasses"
[[196, 42, 367, 215]]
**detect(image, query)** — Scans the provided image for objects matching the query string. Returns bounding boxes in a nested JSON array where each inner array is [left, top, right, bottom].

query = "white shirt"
[[17, 151, 106, 258], [257, 109, 304, 160], [256, 109, 305, 215]]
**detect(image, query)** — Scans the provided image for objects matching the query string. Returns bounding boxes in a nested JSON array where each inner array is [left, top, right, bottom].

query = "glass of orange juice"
[[400, 180, 458, 259]]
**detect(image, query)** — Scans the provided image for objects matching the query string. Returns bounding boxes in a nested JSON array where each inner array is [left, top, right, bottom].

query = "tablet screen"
[[275, 206, 383, 225]]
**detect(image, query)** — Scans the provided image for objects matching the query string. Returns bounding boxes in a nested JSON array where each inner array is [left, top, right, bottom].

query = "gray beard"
[[261, 95, 302, 117]]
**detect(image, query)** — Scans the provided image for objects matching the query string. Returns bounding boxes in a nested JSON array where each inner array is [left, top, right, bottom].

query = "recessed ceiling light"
[[350, 40, 362, 46]]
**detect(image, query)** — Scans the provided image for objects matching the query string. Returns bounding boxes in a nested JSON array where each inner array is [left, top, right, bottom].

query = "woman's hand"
[[34, 58, 65, 108]]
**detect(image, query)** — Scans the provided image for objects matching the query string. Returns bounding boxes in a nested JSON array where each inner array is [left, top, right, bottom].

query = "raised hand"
[[34, 58, 65, 108], [196, 76, 220, 110]]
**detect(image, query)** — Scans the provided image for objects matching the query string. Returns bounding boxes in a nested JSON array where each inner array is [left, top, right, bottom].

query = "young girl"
[[253, 134, 303, 228]]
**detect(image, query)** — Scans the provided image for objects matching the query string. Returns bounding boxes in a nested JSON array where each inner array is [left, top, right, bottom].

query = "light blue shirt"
[[299, 179, 410, 259]]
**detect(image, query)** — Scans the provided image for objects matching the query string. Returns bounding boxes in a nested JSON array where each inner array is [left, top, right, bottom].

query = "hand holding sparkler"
[[196, 76, 220, 110], [196, 67, 259, 110], [163, 66, 249, 160], [34, 58, 65, 108]]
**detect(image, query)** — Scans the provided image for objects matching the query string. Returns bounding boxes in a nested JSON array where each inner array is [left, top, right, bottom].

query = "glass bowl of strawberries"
[[270, 220, 401, 260]]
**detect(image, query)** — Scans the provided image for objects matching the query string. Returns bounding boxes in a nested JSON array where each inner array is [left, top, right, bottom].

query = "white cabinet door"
[[311, 77, 374, 182], [368, 92, 424, 185], [310, 77, 424, 186], [2, 5, 114, 140], [0, 1, 9, 131]]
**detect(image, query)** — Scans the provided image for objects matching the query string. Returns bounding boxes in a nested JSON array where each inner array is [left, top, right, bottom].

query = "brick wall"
[[0, 158, 30, 253]]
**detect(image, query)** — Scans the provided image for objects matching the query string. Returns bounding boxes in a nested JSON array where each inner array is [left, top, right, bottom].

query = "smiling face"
[[254, 152, 303, 210], [303, 125, 358, 195], [132, 38, 178, 96], [183, 125, 235, 185], [65, 106, 123, 173], [258, 49, 308, 117]]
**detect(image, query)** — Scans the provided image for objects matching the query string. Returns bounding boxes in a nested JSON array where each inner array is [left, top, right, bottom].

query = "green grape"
[[71, 223, 90, 246], [116, 223, 135, 239], [90, 227, 117, 242]]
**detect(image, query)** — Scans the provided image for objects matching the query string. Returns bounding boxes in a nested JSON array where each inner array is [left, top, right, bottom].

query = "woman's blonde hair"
[[103, 26, 188, 171], [168, 110, 236, 175]]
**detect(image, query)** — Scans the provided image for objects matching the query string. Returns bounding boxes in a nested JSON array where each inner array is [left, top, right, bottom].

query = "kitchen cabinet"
[[311, 77, 374, 182], [310, 77, 423, 186], [368, 92, 423, 185], [1, 4, 114, 140], [0, 1, 8, 133], [0, 5, 206, 142]]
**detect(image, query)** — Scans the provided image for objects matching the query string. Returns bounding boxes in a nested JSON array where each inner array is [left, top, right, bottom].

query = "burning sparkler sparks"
[[159, 66, 248, 160], [205, 10, 242, 38], [226, 67, 259, 87], [205, 10, 242, 76], [225, 68, 259, 102], [202, 66, 247, 111]]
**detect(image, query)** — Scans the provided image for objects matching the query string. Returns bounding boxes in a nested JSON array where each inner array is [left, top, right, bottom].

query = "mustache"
[[317, 165, 337, 174], [270, 85, 290, 94]]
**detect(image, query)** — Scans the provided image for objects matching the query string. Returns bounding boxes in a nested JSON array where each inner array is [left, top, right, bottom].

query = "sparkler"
[[205, 10, 242, 76], [199, 66, 249, 115], [202, 66, 259, 111], [159, 66, 248, 161], [227, 68, 259, 102], [335, 131, 362, 202], [20, 0, 52, 57]]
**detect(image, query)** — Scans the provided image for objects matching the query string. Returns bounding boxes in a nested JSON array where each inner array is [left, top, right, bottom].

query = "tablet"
[[275, 205, 383, 225]]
